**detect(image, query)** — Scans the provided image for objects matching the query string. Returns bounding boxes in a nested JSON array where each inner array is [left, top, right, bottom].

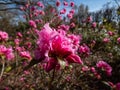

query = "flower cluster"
[[0, 45, 14, 60], [96, 60, 112, 76]]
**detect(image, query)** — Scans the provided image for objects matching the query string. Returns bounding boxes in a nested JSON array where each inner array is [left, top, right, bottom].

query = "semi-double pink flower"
[[35, 23, 82, 72]]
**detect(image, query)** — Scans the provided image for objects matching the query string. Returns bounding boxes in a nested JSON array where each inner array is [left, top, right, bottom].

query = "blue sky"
[[74, 0, 118, 12]]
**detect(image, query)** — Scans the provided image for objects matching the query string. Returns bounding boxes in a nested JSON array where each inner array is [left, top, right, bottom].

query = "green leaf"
[[58, 59, 66, 69], [5, 66, 12, 72]]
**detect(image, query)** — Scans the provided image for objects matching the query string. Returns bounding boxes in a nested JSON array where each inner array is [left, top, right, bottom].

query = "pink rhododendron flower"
[[82, 66, 89, 72], [16, 32, 22, 38], [35, 23, 82, 72], [31, 6, 36, 11], [60, 8, 66, 14], [63, 1, 68, 6], [39, 10, 45, 15], [56, 0, 60, 7], [25, 42, 32, 49], [116, 83, 120, 90], [67, 13, 73, 19], [70, 23, 75, 28], [92, 22, 97, 28], [103, 38, 110, 43], [79, 44, 90, 56], [29, 20, 37, 28], [6, 47, 14, 60], [69, 9, 75, 14], [0, 31, 8, 41], [87, 16, 92, 22], [14, 39, 20, 46], [25, 4, 29, 8], [117, 37, 120, 44], [96, 60, 112, 76], [90, 67, 96, 73], [108, 31, 114, 36], [37, 1, 44, 8], [70, 2, 74, 7], [0, 45, 14, 60], [20, 51, 32, 60]]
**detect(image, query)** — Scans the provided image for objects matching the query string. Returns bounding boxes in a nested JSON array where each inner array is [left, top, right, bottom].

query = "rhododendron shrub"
[[0, 0, 120, 90]]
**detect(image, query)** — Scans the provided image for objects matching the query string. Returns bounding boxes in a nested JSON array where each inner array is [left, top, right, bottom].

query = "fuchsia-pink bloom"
[[117, 37, 120, 44], [37, 1, 44, 8], [60, 8, 66, 14], [96, 60, 112, 76], [87, 16, 92, 22], [79, 44, 90, 56], [69, 9, 75, 14], [14, 39, 20, 46], [103, 38, 110, 43], [56, 0, 60, 7], [70, 22, 75, 28], [35, 23, 82, 72], [0, 31, 8, 41], [92, 22, 97, 28], [0, 45, 14, 60], [116, 83, 120, 90], [63, 1, 68, 6], [29, 20, 37, 28], [67, 13, 73, 19], [70, 2, 74, 7], [31, 6, 36, 11], [17, 32, 22, 38], [108, 31, 114, 36], [20, 51, 32, 60], [39, 10, 45, 15]]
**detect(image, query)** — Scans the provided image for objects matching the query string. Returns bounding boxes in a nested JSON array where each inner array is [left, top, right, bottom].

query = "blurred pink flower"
[[60, 8, 66, 14], [56, 0, 60, 7], [0, 45, 14, 60], [14, 39, 20, 46], [20, 51, 32, 60], [116, 83, 120, 90], [37, 1, 44, 8], [31, 6, 36, 11], [92, 22, 97, 28], [96, 60, 112, 76], [70, 23, 75, 28], [63, 1, 68, 6], [82, 66, 89, 72], [90, 67, 96, 73], [17, 32, 22, 38], [117, 37, 120, 44], [0, 31, 8, 41], [70, 2, 74, 7], [103, 38, 110, 43], [67, 13, 73, 19], [79, 44, 90, 56], [87, 16, 92, 22], [29, 20, 37, 28], [39, 10, 45, 15], [108, 31, 114, 36], [69, 9, 75, 14]]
